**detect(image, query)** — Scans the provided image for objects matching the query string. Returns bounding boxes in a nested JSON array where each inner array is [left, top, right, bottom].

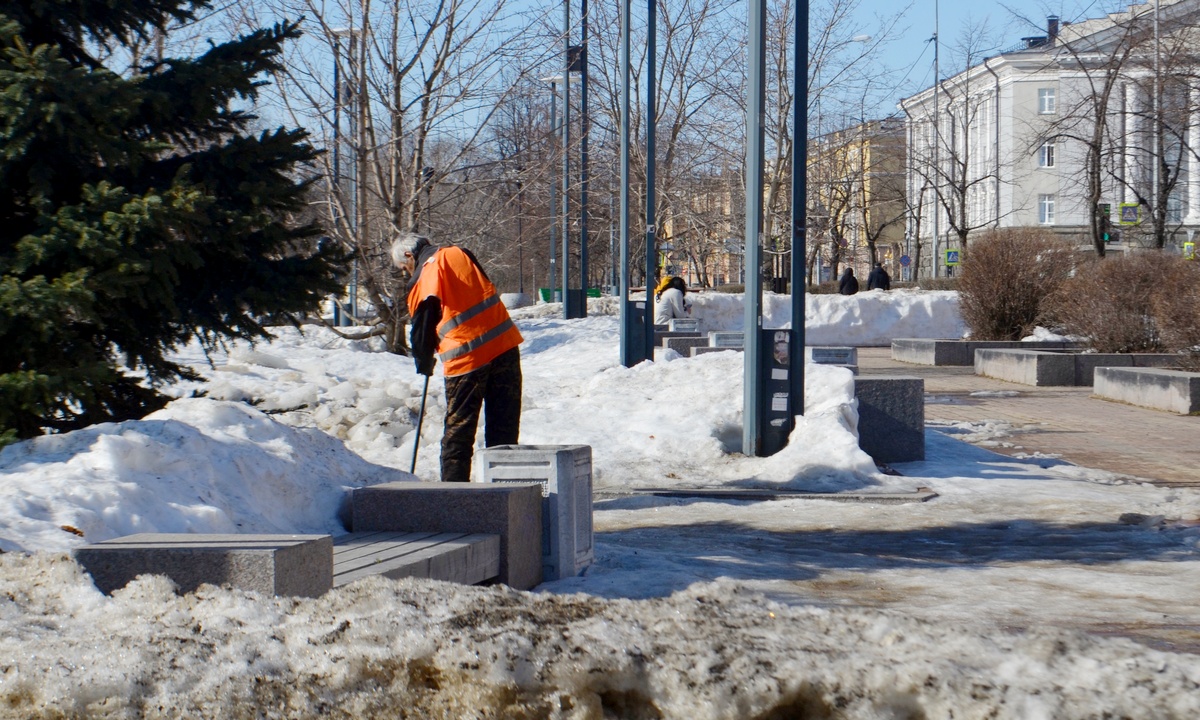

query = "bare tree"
[[1038, 7, 1146, 256], [769, 0, 908, 287], [920, 22, 1004, 260], [236, 0, 546, 349]]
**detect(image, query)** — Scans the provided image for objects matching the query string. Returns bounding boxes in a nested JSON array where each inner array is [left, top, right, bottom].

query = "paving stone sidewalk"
[[856, 346, 1199, 488]]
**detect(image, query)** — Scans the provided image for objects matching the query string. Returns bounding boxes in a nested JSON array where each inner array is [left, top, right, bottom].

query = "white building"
[[899, 0, 1200, 278]]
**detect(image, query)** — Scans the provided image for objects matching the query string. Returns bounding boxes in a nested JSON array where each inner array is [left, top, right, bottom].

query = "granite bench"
[[351, 481, 544, 590], [975, 349, 1181, 386], [74, 533, 333, 597], [892, 338, 1080, 366], [1093, 366, 1200, 414], [331, 530, 499, 587]]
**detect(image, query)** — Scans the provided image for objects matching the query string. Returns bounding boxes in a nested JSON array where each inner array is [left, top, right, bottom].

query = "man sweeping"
[[391, 233, 524, 483]]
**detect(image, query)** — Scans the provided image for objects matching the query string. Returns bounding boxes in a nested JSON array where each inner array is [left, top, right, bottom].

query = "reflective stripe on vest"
[[438, 316, 517, 362], [438, 293, 501, 339]]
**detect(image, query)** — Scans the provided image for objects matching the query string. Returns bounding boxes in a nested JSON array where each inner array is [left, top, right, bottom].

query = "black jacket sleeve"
[[409, 296, 441, 376]]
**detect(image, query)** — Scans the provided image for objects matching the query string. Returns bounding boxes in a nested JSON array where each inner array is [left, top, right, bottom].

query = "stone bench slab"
[[352, 482, 543, 590], [664, 336, 710, 355], [74, 533, 332, 597], [892, 338, 1080, 366], [691, 346, 743, 357], [332, 530, 499, 587], [975, 349, 1180, 386], [1094, 367, 1200, 414]]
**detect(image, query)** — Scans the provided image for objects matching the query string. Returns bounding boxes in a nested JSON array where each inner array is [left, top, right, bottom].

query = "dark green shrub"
[[957, 229, 1076, 340]]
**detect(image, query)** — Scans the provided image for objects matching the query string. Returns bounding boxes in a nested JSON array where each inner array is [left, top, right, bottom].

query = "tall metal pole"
[[517, 179, 525, 293], [332, 38, 342, 326], [350, 30, 363, 321], [643, 0, 657, 361], [619, 0, 635, 366], [932, 0, 940, 278], [789, 0, 808, 417], [743, 0, 766, 456], [580, 0, 590, 315], [1153, 0, 1161, 240], [549, 85, 558, 299], [562, 0, 573, 318]]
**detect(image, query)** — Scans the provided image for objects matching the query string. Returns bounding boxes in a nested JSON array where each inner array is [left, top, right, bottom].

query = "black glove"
[[414, 352, 435, 377], [410, 295, 441, 377]]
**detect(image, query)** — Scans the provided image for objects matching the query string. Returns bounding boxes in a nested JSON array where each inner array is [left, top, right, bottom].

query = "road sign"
[[1118, 203, 1140, 225], [1185, 241, 1196, 260], [944, 249, 960, 266], [899, 255, 911, 267]]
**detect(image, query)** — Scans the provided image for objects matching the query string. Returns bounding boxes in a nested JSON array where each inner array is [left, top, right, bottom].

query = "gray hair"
[[390, 232, 430, 268]]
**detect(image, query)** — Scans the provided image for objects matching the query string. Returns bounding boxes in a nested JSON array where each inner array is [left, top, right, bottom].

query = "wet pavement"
[[859, 345, 1195, 489], [856, 346, 1200, 488]]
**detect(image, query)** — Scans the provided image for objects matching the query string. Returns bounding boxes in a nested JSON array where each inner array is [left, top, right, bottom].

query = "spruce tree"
[[0, 2, 342, 444]]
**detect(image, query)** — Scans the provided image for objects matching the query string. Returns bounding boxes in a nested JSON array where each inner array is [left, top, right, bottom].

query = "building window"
[[1168, 193, 1183, 223], [1038, 88, 1056, 114], [1039, 140, 1056, 168], [1038, 194, 1056, 224]]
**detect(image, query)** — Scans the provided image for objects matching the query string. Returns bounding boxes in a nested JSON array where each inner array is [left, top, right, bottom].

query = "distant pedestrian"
[[838, 267, 859, 295], [654, 276, 692, 324], [866, 262, 891, 291]]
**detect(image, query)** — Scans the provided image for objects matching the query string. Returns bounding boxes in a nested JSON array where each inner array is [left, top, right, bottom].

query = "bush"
[[957, 228, 1076, 340], [1151, 259, 1200, 365], [1045, 252, 1200, 355]]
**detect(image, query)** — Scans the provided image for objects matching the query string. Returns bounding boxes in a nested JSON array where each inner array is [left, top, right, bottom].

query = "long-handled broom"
[[410, 374, 431, 474]]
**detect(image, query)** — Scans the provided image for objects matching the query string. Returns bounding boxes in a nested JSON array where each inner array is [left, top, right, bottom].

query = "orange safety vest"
[[407, 246, 523, 377]]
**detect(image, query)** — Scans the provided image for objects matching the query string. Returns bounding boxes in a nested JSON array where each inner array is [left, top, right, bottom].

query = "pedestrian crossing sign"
[[1118, 203, 1140, 225], [944, 249, 960, 266], [1185, 241, 1196, 260]]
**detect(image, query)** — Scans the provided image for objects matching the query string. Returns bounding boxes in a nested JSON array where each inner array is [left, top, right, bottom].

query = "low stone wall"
[[975, 349, 1180, 386], [1094, 367, 1200, 414], [892, 338, 1079, 366]]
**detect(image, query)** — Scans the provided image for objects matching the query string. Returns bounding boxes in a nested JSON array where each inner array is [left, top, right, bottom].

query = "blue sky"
[[859, 0, 1086, 114]]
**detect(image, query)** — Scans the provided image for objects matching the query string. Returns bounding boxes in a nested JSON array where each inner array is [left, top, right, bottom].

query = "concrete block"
[[477, 445, 594, 581], [668, 318, 699, 333], [664, 336, 710, 355], [1072, 353, 1133, 386], [332, 531, 499, 587], [893, 339, 1081, 366], [975, 349, 1074, 386], [854, 377, 924, 463], [74, 534, 332, 597], [975, 349, 1181, 386], [351, 482, 543, 590], [655, 330, 702, 344], [1095, 367, 1200, 414], [692, 346, 743, 357], [709, 331, 745, 348], [807, 346, 858, 365]]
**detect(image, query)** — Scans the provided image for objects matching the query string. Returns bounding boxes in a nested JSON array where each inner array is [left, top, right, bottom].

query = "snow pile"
[[2, 554, 1198, 719], [2, 289, 1199, 717], [0, 400, 411, 553]]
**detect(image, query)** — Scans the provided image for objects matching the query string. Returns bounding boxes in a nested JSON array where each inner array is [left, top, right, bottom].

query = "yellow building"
[[808, 117, 907, 282]]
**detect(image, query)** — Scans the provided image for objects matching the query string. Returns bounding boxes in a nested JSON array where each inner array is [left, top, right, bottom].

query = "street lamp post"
[[331, 27, 361, 325], [547, 77, 559, 302]]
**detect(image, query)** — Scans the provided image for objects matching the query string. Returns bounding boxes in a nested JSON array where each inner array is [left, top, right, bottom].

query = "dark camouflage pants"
[[441, 346, 522, 483]]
